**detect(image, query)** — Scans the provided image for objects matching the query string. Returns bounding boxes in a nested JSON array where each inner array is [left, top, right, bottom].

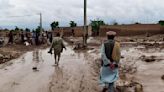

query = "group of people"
[[8, 29, 121, 92], [8, 31, 53, 45]]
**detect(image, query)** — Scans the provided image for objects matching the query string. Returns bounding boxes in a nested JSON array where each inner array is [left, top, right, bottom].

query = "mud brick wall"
[[99, 24, 164, 36], [52, 26, 92, 37]]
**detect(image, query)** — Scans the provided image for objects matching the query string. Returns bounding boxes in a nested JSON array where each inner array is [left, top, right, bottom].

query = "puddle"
[[122, 46, 164, 92], [0, 45, 100, 92]]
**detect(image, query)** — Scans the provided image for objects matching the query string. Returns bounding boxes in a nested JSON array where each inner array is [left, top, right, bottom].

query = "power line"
[[0, 14, 39, 18]]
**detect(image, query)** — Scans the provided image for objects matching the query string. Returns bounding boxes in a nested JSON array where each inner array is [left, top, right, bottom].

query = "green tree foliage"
[[114, 22, 118, 25], [35, 26, 41, 33], [15, 26, 19, 31], [4, 28, 9, 31], [90, 19, 105, 35], [135, 22, 141, 24], [20, 29, 24, 32], [35, 26, 44, 33], [14, 26, 23, 33], [69, 21, 77, 27], [51, 21, 59, 30], [25, 28, 30, 32], [159, 20, 164, 26]]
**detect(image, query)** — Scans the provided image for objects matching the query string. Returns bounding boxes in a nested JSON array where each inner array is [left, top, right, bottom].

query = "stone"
[[141, 55, 156, 62], [161, 75, 164, 80], [130, 39, 135, 42], [32, 67, 37, 70], [145, 56, 156, 62], [121, 56, 125, 58], [0, 54, 4, 59], [135, 84, 143, 92], [144, 58, 156, 62]]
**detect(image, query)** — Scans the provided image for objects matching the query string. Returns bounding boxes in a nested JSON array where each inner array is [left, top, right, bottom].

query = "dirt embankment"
[[0, 44, 49, 64]]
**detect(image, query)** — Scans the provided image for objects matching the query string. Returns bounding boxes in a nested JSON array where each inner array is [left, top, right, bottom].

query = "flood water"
[[0, 43, 164, 92], [122, 45, 164, 92], [0, 45, 99, 92]]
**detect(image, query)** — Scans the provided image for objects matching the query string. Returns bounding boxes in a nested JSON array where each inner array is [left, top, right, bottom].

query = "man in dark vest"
[[99, 31, 121, 92]]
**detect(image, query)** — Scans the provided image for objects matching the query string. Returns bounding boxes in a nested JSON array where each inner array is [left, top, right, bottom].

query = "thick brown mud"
[[121, 45, 164, 92], [0, 45, 99, 92], [0, 40, 164, 92]]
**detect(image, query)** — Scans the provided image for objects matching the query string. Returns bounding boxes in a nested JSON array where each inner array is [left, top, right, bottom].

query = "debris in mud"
[[116, 80, 143, 92], [140, 55, 156, 62], [144, 57, 156, 62], [130, 39, 135, 42], [121, 56, 125, 58], [0, 54, 3, 59], [161, 75, 164, 80], [12, 82, 20, 86], [143, 42, 160, 48], [32, 67, 39, 71], [73, 42, 94, 50], [134, 83, 143, 92], [120, 61, 137, 74], [73, 42, 83, 50]]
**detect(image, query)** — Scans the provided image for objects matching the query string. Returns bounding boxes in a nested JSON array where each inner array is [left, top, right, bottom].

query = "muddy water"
[[122, 46, 164, 92], [0, 45, 99, 92], [0, 49, 54, 92], [1, 42, 163, 92]]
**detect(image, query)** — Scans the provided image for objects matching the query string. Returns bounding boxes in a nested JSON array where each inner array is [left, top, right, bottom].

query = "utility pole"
[[40, 13, 42, 32], [83, 0, 87, 46]]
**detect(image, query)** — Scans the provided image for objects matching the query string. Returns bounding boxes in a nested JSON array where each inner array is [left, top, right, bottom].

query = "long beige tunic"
[[51, 37, 65, 54]]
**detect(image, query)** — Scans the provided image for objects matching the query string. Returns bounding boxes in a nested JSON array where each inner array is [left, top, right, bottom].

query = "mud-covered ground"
[[0, 34, 164, 92], [0, 44, 48, 64]]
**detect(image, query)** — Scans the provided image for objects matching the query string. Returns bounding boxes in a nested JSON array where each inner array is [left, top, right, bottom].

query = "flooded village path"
[[0, 44, 99, 92], [0, 40, 164, 92]]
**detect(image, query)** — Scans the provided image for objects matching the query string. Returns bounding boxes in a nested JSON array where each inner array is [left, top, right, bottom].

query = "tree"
[[159, 20, 164, 31], [135, 22, 141, 24], [25, 28, 30, 32], [50, 21, 59, 30], [4, 28, 9, 31], [15, 26, 19, 31], [35, 26, 41, 33], [159, 20, 164, 26], [110, 20, 118, 25], [20, 29, 24, 32], [113, 22, 118, 25], [69, 21, 77, 27], [90, 19, 105, 36]]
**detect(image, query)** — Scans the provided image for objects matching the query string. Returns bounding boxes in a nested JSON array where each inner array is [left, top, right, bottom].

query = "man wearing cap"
[[99, 31, 121, 92]]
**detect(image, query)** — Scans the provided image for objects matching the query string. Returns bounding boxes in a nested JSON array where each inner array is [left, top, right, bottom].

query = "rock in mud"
[[32, 67, 38, 71], [135, 83, 143, 92], [144, 58, 155, 62], [130, 39, 135, 42], [73, 42, 83, 50], [0, 54, 3, 59], [161, 75, 164, 80], [141, 55, 156, 62], [121, 56, 125, 58], [116, 86, 127, 92]]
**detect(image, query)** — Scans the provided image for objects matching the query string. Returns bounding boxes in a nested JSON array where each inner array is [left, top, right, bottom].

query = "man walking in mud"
[[48, 33, 66, 65], [8, 31, 14, 44], [99, 31, 121, 92]]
